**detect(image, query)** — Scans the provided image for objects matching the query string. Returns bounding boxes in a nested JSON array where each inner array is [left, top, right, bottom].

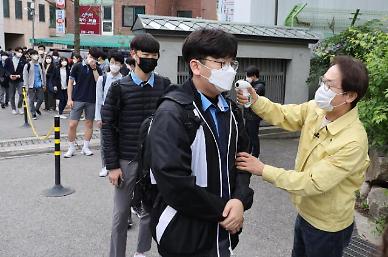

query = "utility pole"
[[74, 0, 80, 54], [30, 0, 36, 48]]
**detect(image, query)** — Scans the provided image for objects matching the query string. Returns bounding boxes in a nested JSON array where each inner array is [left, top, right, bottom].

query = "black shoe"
[[36, 109, 41, 115], [1, 104, 5, 109], [32, 114, 37, 120]]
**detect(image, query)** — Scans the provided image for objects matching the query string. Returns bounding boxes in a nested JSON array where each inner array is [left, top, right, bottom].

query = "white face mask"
[[31, 55, 39, 61], [314, 82, 346, 111], [110, 64, 121, 74], [198, 61, 237, 93], [15, 52, 23, 58], [61, 61, 67, 66], [46, 59, 52, 64], [1, 56, 7, 61], [38, 50, 44, 55]]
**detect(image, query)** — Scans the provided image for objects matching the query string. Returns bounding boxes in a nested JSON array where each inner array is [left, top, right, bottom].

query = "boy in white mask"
[[147, 28, 253, 257], [236, 56, 370, 257], [95, 51, 124, 177]]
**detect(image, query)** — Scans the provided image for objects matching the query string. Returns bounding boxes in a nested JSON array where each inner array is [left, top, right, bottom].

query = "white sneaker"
[[64, 147, 76, 158], [81, 147, 93, 156], [12, 109, 18, 115], [133, 253, 146, 257], [59, 114, 67, 119], [99, 167, 108, 177], [18, 108, 24, 115]]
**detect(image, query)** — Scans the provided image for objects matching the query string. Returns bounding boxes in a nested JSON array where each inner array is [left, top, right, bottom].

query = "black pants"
[[44, 90, 56, 110], [57, 89, 67, 115], [291, 215, 354, 257], [246, 119, 261, 157]]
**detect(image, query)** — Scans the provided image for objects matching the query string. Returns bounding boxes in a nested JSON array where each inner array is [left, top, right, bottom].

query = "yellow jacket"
[[251, 97, 369, 232]]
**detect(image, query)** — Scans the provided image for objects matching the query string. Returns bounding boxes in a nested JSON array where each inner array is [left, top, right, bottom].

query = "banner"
[[56, 9, 66, 34], [56, 0, 65, 9], [80, 6, 101, 35]]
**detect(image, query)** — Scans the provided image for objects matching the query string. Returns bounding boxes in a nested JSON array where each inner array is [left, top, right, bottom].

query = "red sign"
[[79, 6, 101, 35], [56, 0, 65, 9]]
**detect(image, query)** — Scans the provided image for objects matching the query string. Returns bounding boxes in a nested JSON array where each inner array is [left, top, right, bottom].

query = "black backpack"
[[133, 94, 201, 207]]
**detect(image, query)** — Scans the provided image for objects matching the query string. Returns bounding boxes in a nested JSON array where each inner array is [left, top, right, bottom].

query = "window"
[[103, 6, 112, 20], [102, 5, 113, 35], [15, 0, 23, 19], [177, 10, 192, 18], [122, 6, 145, 27], [27, 2, 33, 20], [49, 5, 55, 28], [39, 4, 45, 22], [3, 0, 10, 18]]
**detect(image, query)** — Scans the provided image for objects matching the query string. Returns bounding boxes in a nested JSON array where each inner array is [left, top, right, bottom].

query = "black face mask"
[[138, 57, 158, 73]]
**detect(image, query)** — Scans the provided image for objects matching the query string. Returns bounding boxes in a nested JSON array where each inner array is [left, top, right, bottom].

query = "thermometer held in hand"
[[235, 80, 252, 108]]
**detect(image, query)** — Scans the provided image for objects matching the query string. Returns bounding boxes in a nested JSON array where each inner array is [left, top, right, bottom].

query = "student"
[[97, 51, 110, 75], [4, 47, 26, 114], [244, 65, 265, 157], [0, 51, 10, 109], [37, 45, 46, 64], [95, 51, 124, 177], [53, 57, 71, 119], [101, 33, 171, 257], [64, 48, 102, 158], [22, 50, 46, 120], [147, 28, 253, 257], [236, 56, 370, 257], [43, 55, 56, 111]]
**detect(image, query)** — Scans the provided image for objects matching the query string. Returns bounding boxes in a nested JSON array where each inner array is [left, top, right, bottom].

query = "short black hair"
[[98, 50, 107, 60], [0, 51, 8, 56], [331, 55, 369, 108], [72, 53, 82, 60], [38, 45, 45, 50], [59, 56, 68, 63], [29, 50, 38, 55], [130, 33, 160, 54], [125, 57, 136, 66], [89, 47, 100, 59], [109, 50, 124, 64], [246, 65, 260, 77], [15, 46, 23, 52], [182, 28, 238, 67], [52, 50, 59, 57]]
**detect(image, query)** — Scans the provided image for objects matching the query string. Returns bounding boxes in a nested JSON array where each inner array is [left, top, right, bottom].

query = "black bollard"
[[21, 86, 30, 128], [42, 116, 75, 197]]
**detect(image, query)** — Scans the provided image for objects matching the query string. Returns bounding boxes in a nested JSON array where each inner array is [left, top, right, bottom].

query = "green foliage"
[[307, 20, 388, 147]]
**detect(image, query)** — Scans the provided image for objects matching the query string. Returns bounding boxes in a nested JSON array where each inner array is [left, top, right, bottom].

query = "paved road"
[[0, 138, 298, 257]]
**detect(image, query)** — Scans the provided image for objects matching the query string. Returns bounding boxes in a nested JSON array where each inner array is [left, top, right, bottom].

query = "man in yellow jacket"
[[236, 55, 370, 257]]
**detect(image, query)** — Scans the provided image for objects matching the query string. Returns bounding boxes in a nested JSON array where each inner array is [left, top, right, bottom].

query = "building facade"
[[2, 0, 54, 49], [65, 0, 217, 36]]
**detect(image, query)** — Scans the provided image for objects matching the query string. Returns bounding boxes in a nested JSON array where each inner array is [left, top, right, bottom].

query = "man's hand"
[[89, 59, 97, 70], [236, 152, 265, 176], [236, 86, 258, 106], [96, 120, 102, 128], [67, 99, 74, 109], [220, 199, 244, 234], [10, 75, 17, 81], [108, 168, 123, 187]]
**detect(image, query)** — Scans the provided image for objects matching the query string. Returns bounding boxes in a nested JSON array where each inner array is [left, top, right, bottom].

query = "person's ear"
[[190, 60, 201, 76], [130, 50, 135, 58], [345, 91, 358, 104]]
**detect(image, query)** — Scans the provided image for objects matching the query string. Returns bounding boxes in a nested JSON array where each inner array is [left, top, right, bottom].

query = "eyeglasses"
[[319, 76, 344, 92], [201, 58, 239, 71]]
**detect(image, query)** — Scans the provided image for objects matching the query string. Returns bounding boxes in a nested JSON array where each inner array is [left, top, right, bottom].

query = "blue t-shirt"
[[69, 62, 102, 103], [34, 64, 42, 88]]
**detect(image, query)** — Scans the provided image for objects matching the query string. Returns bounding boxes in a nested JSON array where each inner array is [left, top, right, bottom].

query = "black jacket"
[[244, 80, 265, 121], [0, 61, 9, 87], [101, 74, 171, 170], [51, 66, 70, 92], [4, 56, 26, 83], [148, 79, 254, 257]]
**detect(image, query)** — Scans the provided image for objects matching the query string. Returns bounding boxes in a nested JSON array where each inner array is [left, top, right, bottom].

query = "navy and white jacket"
[[148, 79, 254, 257]]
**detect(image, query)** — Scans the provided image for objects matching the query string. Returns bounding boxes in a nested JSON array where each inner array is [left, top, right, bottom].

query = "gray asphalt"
[[0, 138, 298, 257]]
